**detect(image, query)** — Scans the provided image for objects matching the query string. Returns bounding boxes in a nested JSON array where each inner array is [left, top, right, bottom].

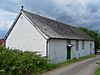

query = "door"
[[67, 46, 71, 59]]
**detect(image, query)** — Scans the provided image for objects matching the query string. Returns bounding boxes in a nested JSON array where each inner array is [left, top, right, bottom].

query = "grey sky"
[[0, 0, 100, 38]]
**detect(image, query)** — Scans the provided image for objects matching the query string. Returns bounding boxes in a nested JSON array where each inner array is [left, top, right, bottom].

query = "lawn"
[[95, 67, 100, 75]]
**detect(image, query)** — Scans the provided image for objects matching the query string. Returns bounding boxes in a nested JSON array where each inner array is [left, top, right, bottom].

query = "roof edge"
[[21, 10, 94, 41], [21, 10, 49, 40], [49, 37, 94, 41], [4, 11, 22, 40]]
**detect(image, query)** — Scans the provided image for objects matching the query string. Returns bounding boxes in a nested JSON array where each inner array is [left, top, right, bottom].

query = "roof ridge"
[[5, 9, 94, 40], [22, 10, 77, 28]]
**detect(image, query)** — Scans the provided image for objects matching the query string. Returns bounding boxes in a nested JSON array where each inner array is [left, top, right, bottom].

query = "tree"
[[79, 27, 100, 53]]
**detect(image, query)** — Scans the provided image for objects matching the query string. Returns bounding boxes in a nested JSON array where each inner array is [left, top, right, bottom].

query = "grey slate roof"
[[4, 10, 94, 40], [22, 10, 93, 40]]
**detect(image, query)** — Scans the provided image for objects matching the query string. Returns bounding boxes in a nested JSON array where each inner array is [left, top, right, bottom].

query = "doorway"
[[67, 46, 71, 59]]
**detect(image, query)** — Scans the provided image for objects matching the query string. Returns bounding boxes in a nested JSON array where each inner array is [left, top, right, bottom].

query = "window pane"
[[90, 43, 92, 50], [82, 40, 84, 49], [67, 40, 71, 44], [76, 40, 79, 51]]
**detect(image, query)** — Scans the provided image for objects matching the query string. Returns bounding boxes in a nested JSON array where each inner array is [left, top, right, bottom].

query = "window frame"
[[90, 43, 92, 50], [67, 40, 71, 45], [76, 40, 79, 51], [82, 40, 85, 50]]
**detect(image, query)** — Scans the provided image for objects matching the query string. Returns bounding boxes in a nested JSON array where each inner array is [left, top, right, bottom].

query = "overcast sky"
[[0, 0, 100, 38]]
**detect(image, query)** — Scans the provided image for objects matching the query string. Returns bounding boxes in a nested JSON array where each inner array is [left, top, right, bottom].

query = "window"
[[67, 40, 71, 44], [82, 40, 84, 49], [76, 40, 79, 51], [90, 43, 92, 50]]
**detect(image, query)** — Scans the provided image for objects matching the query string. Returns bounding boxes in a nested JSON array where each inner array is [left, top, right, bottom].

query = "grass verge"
[[95, 67, 100, 75], [95, 61, 100, 75], [44, 54, 96, 72]]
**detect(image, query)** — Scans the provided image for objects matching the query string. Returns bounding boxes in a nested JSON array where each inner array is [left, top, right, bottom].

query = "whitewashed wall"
[[72, 40, 95, 58], [48, 39, 67, 63], [48, 39, 95, 63], [71, 40, 77, 58], [6, 14, 47, 56]]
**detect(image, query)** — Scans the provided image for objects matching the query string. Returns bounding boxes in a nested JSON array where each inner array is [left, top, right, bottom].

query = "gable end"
[[4, 11, 49, 40], [22, 11, 49, 40], [4, 12, 22, 40]]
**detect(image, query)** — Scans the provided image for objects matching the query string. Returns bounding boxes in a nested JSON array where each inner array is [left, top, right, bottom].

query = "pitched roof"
[[5, 10, 94, 40], [22, 10, 93, 40]]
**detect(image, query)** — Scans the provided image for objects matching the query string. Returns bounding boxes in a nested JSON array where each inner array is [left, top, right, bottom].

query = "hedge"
[[0, 47, 48, 75], [0, 47, 96, 75]]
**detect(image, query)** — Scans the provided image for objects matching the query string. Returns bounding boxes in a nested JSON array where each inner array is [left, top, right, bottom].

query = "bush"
[[0, 47, 96, 75], [0, 47, 48, 75]]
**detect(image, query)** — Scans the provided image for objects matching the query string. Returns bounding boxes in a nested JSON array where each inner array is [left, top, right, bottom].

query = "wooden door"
[[67, 46, 71, 59]]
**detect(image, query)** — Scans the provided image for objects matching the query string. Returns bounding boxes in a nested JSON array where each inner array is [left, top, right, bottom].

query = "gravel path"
[[42, 56, 100, 75]]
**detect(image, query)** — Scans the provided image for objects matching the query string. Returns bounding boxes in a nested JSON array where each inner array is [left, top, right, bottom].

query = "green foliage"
[[0, 47, 96, 75], [95, 65, 100, 75], [79, 27, 100, 52], [95, 62, 100, 75], [43, 54, 96, 71], [0, 47, 48, 75]]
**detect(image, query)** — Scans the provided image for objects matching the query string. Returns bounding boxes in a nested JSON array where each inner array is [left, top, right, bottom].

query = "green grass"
[[95, 67, 100, 75], [45, 54, 96, 71], [95, 62, 100, 75]]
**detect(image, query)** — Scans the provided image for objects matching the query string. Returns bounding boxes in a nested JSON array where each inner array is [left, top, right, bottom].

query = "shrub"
[[0, 47, 48, 75], [0, 47, 96, 75]]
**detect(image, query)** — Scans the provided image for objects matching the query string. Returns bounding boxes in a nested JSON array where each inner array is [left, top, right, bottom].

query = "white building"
[[5, 10, 95, 63]]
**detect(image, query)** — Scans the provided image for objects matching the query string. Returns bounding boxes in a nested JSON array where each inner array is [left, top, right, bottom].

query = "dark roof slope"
[[22, 10, 93, 40]]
